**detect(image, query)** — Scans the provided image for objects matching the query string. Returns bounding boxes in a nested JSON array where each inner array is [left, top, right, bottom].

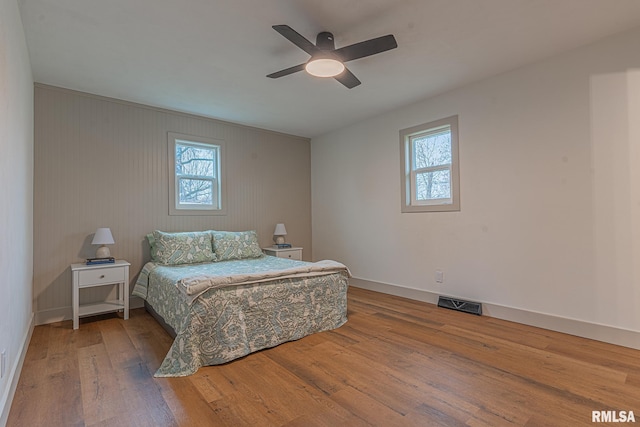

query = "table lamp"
[[92, 227, 115, 258], [273, 223, 287, 245]]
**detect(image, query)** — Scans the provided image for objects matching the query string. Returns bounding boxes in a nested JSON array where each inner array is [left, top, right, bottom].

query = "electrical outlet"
[[435, 270, 444, 283], [1, 350, 6, 379]]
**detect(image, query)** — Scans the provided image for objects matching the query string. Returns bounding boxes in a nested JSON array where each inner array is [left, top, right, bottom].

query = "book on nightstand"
[[86, 257, 115, 265], [274, 243, 292, 249]]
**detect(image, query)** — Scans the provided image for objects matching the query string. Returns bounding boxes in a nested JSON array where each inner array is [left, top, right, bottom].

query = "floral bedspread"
[[133, 256, 349, 377]]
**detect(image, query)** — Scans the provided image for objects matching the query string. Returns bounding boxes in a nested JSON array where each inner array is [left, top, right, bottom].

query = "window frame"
[[400, 115, 460, 213], [168, 132, 227, 216]]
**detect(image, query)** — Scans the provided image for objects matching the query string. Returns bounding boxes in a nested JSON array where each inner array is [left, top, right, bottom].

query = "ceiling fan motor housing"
[[316, 32, 336, 50]]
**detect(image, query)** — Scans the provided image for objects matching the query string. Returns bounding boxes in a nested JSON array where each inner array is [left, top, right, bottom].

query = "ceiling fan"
[[267, 25, 398, 89]]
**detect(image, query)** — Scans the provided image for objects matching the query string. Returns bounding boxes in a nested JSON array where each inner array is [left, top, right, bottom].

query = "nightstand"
[[71, 260, 130, 329], [263, 247, 303, 260]]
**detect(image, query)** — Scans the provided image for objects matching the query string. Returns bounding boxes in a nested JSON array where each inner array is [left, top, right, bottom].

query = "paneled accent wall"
[[34, 84, 311, 324]]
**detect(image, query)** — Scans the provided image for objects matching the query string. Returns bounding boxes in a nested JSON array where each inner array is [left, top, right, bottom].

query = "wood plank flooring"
[[8, 287, 640, 426]]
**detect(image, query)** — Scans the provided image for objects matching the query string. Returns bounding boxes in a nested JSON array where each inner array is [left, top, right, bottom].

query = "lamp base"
[[96, 245, 111, 258], [275, 236, 285, 245]]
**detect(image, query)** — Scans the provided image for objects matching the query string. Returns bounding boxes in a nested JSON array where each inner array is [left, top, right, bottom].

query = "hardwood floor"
[[8, 287, 640, 426]]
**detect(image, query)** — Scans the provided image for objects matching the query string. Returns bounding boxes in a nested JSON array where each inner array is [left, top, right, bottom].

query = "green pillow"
[[151, 230, 216, 265], [212, 230, 263, 261], [146, 233, 156, 260]]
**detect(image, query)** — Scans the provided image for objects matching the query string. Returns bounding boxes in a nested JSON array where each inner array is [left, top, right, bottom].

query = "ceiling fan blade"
[[334, 34, 397, 62], [267, 63, 306, 79], [334, 67, 361, 89], [272, 25, 319, 56]]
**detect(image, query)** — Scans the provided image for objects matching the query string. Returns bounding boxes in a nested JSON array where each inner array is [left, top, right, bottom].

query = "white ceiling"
[[18, 0, 640, 138]]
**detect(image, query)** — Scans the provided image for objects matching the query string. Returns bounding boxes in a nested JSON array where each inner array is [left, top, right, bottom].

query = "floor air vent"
[[437, 296, 482, 316]]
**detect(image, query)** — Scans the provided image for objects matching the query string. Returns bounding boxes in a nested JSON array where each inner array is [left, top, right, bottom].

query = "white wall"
[[0, 0, 34, 425], [312, 26, 640, 344]]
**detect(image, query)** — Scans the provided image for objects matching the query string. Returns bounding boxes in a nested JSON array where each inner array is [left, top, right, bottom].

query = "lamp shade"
[[92, 228, 115, 245], [273, 223, 287, 236]]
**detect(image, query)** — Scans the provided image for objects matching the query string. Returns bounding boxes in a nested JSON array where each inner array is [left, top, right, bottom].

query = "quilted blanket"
[[133, 256, 349, 376]]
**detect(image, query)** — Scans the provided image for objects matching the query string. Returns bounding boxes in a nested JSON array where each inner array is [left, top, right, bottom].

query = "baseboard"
[[35, 296, 145, 326], [349, 277, 640, 350], [34, 306, 68, 326], [0, 313, 35, 427]]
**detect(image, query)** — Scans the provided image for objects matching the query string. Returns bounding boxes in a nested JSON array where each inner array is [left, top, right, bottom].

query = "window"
[[400, 115, 460, 212], [168, 132, 226, 216]]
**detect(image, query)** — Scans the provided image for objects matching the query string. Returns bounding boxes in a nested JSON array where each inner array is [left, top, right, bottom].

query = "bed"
[[132, 229, 349, 377]]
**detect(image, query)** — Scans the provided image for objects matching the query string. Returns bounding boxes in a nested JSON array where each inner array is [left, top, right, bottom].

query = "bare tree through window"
[[412, 130, 452, 201], [175, 143, 217, 206], [400, 115, 459, 213]]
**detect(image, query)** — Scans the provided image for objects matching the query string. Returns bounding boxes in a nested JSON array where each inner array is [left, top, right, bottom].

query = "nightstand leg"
[[123, 265, 129, 320], [118, 281, 123, 311], [72, 271, 79, 330]]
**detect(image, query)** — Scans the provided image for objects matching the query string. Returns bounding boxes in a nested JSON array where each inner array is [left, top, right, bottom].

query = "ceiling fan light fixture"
[[268, 25, 397, 88], [305, 57, 345, 78]]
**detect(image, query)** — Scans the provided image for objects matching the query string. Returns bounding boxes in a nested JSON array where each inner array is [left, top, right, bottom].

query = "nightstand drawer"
[[276, 249, 302, 260], [263, 247, 303, 260], [78, 266, 125, 287]]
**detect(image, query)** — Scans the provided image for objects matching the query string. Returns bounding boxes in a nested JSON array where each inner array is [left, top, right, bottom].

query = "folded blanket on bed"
[[133, 257, 351, 305], [178, 259, 350, 304]]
